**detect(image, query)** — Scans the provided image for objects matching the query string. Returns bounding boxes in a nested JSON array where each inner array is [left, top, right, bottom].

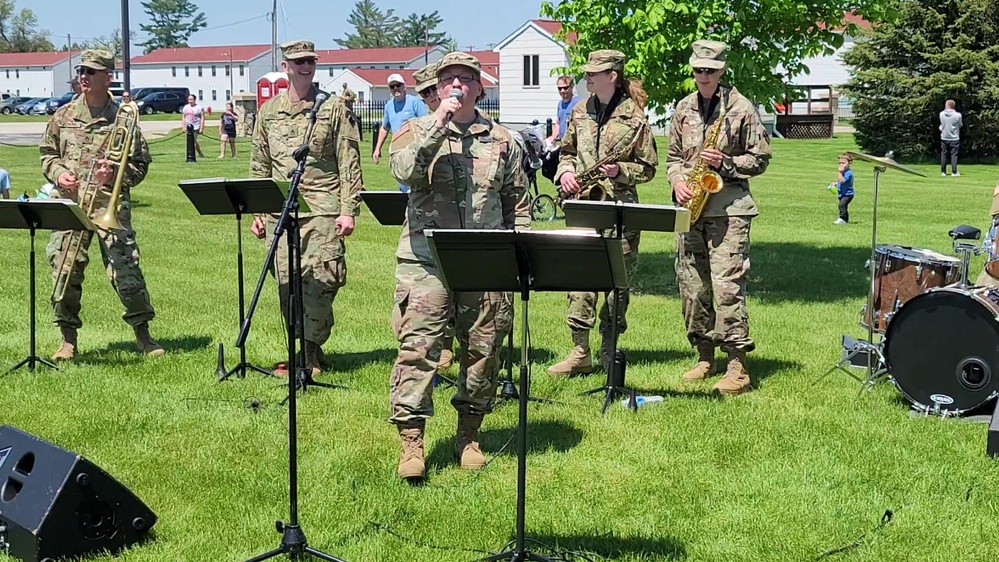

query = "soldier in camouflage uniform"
[[548, 50, 659, 377], [667, 40, 772, 396], [340, 83, 356, 111], [388, 52, 529, 481], [40, 49, 163, 360], [249, 40, 364, 377], [977, 180, 999, 288]]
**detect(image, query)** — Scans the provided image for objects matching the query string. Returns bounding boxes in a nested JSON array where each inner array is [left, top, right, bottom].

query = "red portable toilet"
[[257, 72, 289, 107]]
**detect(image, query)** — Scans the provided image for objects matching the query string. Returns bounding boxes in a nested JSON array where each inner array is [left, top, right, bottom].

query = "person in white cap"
[[372, 73, 427, 192]]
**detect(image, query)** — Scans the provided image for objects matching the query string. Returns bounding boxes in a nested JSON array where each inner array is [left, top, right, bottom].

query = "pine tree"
[[395, 12, 450, 48], [138, 0, 207, 55], [335, 0, 399, 49], [842, 0, 999, 161]]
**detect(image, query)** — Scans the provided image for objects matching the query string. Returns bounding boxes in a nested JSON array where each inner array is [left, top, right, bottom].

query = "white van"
[[109, 80, 124, 98]]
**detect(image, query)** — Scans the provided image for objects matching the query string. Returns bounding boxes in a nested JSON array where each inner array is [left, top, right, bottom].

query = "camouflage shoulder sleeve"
[[332, 100, 363, 217], [615, 106, 658, 186], [555, 103, 586, 182], [249, 101, 274, 180], [124, 126, 151, 188], [666, 94, 695, 187], [719, 96, 771, 180], [40, 108, 71, 184], [495, 125, 530, 230], [389, 115, 446, 190]]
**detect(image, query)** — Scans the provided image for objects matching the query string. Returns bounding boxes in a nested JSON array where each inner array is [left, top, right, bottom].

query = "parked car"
[[29, 98, 54, 115], [13, 98, 44, 114], [135, 91, 186, 114], [0, 96, 34, 114], [45, 92, 75, 114]]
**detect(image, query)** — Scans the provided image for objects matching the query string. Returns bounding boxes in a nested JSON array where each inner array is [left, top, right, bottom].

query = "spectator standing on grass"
[[182, 94, 206, 159], [372, 74, 427, 192], [0, 168, 10, 199], [940, 99, 963, 177], [832, 153, 854, 225]]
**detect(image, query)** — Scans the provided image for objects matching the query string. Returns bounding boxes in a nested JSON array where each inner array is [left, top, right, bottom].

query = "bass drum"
[[884, 286, 999, 414]]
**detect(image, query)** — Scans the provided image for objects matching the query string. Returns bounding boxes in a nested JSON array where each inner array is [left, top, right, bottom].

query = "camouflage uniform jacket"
[[666, 86, 771, 218], [40, 95, 151, 206], [250, 89, 362, 217], [390, 109, 530, 264], [556, 92, 658, 199]]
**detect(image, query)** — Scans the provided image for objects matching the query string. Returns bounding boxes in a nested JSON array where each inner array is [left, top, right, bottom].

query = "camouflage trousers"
[[46, 200, 155, 329], [976, 269, 999, 289], [566, 228, 640, 337], [266, 215, 347, 347], [675, 216, 755, 353], [389, 259, 513, 425]]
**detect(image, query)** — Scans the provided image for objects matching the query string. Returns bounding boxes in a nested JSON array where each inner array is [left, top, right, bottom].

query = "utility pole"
[[122, 0, 131, 92], [67, 34, 73, 89], [271, 0, 278, 71]]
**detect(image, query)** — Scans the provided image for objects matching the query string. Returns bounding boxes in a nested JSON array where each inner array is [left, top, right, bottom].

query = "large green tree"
[[335, 0, 399, 49], [540, 0, 894, 118], [842, 0, 999, 162], [0, 0, 54, 53], [395, 11, 452, 48], [138, 0, 207, 55]]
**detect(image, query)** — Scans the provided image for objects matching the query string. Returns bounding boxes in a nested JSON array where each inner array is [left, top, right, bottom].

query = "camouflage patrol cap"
[[280, 39, 318, 60], [580, 50, 626, 73], [690, 40, 728, 70], [77, 49, 114, 72], [413, 63, 437, 93], [436, 52, 481, 78]]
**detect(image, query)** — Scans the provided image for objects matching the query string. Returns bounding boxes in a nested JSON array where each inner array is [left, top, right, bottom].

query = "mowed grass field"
[[1, 128, 999, 562]]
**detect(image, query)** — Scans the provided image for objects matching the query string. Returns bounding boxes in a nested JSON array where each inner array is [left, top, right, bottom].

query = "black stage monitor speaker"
[[988, 402, 999, 458], [0, 425, 157, 562]]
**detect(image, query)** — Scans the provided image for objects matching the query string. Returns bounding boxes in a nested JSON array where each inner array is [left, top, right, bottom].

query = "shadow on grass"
[[425, 419, 583, 469], [513, 531, 687, 560], [74, 334, 213, 364], [330, 347, 399, 372], [634, 243, 871, 302]]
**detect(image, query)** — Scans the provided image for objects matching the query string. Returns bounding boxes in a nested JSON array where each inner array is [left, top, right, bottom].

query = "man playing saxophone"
[[40, 49, 162, 361], [667, 40, 771, 396], [548, 50, 658, 377]]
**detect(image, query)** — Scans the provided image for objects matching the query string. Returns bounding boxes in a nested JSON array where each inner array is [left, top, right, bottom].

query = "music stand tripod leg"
[[10, 224, 58, 374], [221, 210, 274, 382]]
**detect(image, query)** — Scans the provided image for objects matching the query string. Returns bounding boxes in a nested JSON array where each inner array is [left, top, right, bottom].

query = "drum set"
[[824, 152, 999, 418]]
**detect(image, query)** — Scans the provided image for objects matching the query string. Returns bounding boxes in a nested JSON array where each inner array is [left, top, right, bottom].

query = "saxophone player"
[[548, 50, 658, 377], [667, 40, 771, 396], [39, 49, 162, 361]]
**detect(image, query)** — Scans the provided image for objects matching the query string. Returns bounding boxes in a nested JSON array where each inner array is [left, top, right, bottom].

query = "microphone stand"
[[238, 92, 348, 562]]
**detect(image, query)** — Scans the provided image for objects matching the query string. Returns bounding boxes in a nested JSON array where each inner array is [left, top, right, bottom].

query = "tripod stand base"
[[498, 377, 557, 405], [216, 342, 277, 382], [481, 546, 556, 562], [817, 339, 889, 393], [434, 373, 457, 389], [582, 384, 636, 414], [278, 371, 348, 406], [8, 356, 58, 373], [243, 523, 347, 562]]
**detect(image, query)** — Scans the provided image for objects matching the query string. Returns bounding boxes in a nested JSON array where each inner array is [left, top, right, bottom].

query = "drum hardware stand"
[[237, 93, 348, 562], [948, 224, 983, 287]]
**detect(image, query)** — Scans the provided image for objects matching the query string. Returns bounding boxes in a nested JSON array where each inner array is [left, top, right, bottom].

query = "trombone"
[[52, 103, 138, 303]]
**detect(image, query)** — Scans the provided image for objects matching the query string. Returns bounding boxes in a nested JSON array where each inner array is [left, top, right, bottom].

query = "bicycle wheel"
[[531, 194, 557, 222]]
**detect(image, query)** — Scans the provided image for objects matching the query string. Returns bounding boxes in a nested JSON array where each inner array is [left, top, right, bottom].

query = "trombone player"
[[548, 49, 658, 377], [39, 49, 163, 361]]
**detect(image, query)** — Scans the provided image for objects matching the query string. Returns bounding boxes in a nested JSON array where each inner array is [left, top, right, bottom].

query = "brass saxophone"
[[683, 90, 728, 223], [572, 124, 646, 202], [52, 103, 138, 302]]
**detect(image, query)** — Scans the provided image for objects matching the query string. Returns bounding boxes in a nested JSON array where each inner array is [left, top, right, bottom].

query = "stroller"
[[511, 124, 560, 222]]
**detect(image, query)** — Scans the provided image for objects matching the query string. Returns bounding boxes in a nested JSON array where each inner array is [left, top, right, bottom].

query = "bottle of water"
[[622, 395, 664, 408]]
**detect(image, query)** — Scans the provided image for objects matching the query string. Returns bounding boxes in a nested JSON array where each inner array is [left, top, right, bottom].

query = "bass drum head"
[[884, 288, 999, 413]]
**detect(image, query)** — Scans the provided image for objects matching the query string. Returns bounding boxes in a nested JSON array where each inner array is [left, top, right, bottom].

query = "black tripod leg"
[[243, 547, 284, 562], [303, 546, 349, 562]]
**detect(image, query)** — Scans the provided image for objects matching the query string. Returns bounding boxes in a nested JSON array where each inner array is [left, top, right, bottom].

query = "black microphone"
[[309, 92, 328, 122], [445, 89, 463, 126]]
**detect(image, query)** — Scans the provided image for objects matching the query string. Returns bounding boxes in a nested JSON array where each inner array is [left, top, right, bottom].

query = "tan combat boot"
[[547, 329, 593, 377], [438, 349, 454, 371], [713, 351, 752, 396], [455, 414, 486, 470], [133, 323, 165, 357], [682, 345, 717, 381], [52, 326, 77, 362], [397, 420, 426, 480], [304, 341, 324, 377]]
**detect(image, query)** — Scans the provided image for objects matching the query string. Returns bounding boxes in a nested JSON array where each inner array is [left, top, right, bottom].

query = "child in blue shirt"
[[833, 153, 854, 224]]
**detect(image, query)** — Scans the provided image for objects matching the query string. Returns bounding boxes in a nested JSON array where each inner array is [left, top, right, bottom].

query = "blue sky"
[[34, 0, 546, 53]]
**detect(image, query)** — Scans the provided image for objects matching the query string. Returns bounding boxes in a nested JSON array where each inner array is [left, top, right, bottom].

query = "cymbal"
[[848, 151, 926, 177]]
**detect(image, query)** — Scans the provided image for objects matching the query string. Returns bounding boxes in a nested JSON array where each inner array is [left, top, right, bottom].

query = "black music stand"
[[563, 200, 691, 413], [179, 177, 293, 382], [0, 199, 95, 373], [360, 191, 459, 390], [427, 228, 627, 562]]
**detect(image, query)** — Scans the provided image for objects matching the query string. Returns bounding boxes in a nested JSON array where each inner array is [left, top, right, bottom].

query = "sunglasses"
[[693, 68, 719, 75], [419, 87, 438, 98], [76, 68, 103, 75], [292, 58, 316, 66], [389, 83, 404, 90], [557, 86, 572, 91]]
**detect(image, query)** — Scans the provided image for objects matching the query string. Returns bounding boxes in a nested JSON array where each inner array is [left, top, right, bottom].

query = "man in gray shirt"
[[939, 99, 963, 176]]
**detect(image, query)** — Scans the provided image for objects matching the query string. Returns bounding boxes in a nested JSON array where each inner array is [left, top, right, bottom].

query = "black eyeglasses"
[[389, 83, 404, 90], [693, 68, 719, 75], [440, 73, 476, 84]]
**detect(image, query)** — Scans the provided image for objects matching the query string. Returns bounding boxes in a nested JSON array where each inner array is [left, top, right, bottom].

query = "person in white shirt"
[[181, 94, 206, 158]]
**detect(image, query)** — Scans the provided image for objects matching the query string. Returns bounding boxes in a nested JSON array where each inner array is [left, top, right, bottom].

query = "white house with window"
[[315, 46, 445, 80], [324, 66, 499, 105], [128, 44, 272, 107], [0, 51, 81, 98], [493, 19, 582, 127]]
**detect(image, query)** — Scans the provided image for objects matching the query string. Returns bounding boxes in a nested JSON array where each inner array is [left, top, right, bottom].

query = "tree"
[[540, 0, 895, 119], [335, 0, 399, 49], [396, 11, 451, 48], [138, 0, 207, 55], [0, 0, 54, 53], [842, 0, 999, 162]]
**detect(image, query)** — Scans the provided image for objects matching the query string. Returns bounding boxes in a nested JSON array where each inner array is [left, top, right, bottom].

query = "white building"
[[314, 46, 445, 80], [325, 62, 499, 105], [0, 50, 81, 98], [493, 19, 582, 127]]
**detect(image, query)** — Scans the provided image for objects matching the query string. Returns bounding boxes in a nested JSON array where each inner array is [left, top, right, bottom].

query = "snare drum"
[[884, 286, 999, 415], [983, 216, 999, 280], [861, 244, 962, 333]]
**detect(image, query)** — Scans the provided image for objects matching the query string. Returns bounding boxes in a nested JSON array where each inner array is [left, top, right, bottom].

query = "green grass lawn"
[[1, 131, 999, 562], [0, 112, 187, 123]]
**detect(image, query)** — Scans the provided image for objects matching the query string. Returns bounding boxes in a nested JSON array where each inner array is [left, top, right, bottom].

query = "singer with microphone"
[[248, 39, 364, 377], [386, 52, 531, 482]]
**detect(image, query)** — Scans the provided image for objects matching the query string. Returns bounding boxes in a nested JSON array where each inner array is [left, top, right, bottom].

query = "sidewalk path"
[[0, 119, 220, 147]]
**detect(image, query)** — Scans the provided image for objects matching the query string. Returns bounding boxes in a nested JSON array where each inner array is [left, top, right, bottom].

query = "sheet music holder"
[[426, 228, 626, 562], [178, 177, 309, 382], [562, 200, 691, 413], [359, 191, 408, 226], [0, 199, 96, 373]]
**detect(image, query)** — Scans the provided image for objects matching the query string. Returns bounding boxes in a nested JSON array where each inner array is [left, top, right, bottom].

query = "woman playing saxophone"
[[548, 49, 658, 378], [666, 40, 771, 396]]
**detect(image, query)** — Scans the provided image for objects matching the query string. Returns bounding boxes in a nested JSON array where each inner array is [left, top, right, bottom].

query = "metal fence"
[[352, 99, 500, 143]]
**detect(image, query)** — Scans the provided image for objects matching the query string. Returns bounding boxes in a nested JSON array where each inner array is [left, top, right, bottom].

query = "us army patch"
[[391, 122, 414, 154]]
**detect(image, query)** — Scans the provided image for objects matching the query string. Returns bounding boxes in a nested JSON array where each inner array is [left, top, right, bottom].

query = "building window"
[[225, 65, 230, 76], [172, 66, 177, 77], [184, 66, 190, 77], [239, 65, 245, 76], [5, 70, 8, 79], [15, 69, 19, 78], [198, 66, 203, 77], [211, 65, 216, 77], [522, 55, 539, 87], [328, 67, 333, 76], [226, 89, 231, 100], [198, 89, 203, 100], [239, 88, 245, 93], [211, 90, 217, 101]]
